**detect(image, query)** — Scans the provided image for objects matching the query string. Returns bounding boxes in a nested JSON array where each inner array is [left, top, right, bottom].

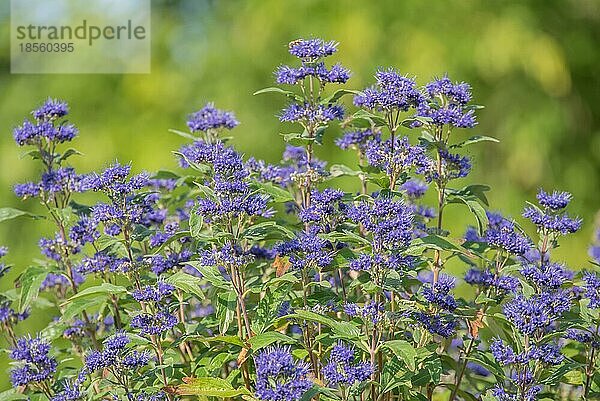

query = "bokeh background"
[[0, 0, 599, 389]]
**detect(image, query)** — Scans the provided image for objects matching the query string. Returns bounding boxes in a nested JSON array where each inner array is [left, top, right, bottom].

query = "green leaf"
[[241, 222, 293, 241], [351, 109, 387, 127], [168, 128, 198, 141], [441, 385, 478, 401], [321, 89, 360, 104], [280, 132, 316, 146], [468, 350, 505, 380], [189, 212, 204, 238], [215, 291, 238, 335], [329, 164, 361, 178], [0, 208, 42, 223], [61, 296, 106, 321], [67, 283, 127, 301], [172, 377, 251, 397], [400, 116, 432, 128], [540, 362, 585, 385], [151, 169, 181, 180], [382, 340, 417, 371], [412, 235, 465, 254], [56, 148, 83, 163], [18, 266, 49, 313], [166, 270, 205, 300], [289, 310, 361, 340], [253, 87, 301, 101], [248, 331, 296, 352], [447, 194, 489, 234], [252, 182, 294, 203], [185, 261, 231, 290], [0, 389, 28, 401], [450, 135, 499, 149], [183, 335, 244, 348]]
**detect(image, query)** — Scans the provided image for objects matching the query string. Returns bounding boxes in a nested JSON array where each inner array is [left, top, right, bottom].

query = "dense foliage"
[[1, 38, 599, 401]]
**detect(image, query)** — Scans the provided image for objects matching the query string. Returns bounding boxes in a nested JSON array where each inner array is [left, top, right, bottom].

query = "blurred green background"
[[1, 0, 599, 389]]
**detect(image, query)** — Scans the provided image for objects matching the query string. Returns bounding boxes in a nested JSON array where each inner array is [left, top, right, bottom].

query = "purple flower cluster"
[[275, 62, 350, 85], [275, 232, 333, 271], [343, 301, 385, 325], [186, 103, 239, 132], [0, 246, 10, 278], [354, 69, 423, 112], [421, 274, 457, 311], [279, 103, 344, 124], [32, 98, 69, 120], [179, 138, 273, 222], [150, 249, 193, 276], [464, 268, 519, 294], [15, 167, 88, 200], [85, 332, 151, 373], [19, 122, 77, 146], [132, 281, 175, 303], [412, 312, 456, 338], [253, 346, 312, 401], [10, 336, 57, 387], [503, 292, 571, 335], [0, 300, 29, 325], [346, 197, 414, 250], [298, 188, 345, 232], [349, 253, 414, 272], [76, 252, 130, 275], [85, 162, 149, 195], [130, 311, 178, 336], [484, 211, 531, 255], [520, 261, 573, 289], [322, 342, 373, 387], [422, 150, 471, 182], [402, 179, 428, 199], [536, 189, 572, 210], [583, 272, 600, 308], [247, 145, 327, 189], [490, 338, 564, 366], [565, 328, 600, 348], [69, 217, 100, 246], [288, 38, 338, 60], [522, 190, 581, 235], [416, 76, 477, 129], [365, 136, 429, 179], [335, 129, 380, 152]]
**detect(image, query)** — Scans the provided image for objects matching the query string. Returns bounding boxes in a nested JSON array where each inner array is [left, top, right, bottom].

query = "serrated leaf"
[[18, 266, 49, 313], [248, 331, 296, 351], [61, 296, 106, 321], [329, 164, 361, 178], [56, 148, 83, 163], [0, 208, 42, 223], [166, 270, 205, 300], [168, 377, 250, 397], [253, 87, 301, 101], [67, 283, 127, 302], [185, 261, 231, 290], [168, 128, 198, 141], [382, 340, 417, 371], [321, 89, 360, 104], [252, 182, 294, 203], [450, 135, 499, 149]]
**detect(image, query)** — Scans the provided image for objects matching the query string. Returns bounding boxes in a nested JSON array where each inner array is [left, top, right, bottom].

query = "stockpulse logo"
[[10, 0, 151, 74]]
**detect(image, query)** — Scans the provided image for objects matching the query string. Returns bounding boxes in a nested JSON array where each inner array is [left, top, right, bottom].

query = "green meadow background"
[[0, 0, 599, 389]]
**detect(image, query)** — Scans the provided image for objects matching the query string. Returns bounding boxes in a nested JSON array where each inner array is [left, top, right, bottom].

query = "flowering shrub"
[[1, 38, 599, 401]]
